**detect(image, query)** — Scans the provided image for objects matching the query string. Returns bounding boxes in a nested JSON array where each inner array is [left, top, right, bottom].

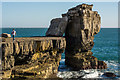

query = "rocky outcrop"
[[1, 33, 11, 38], [46, 4, 107, 70], [65, 4, 107, 70], [1, 3, 107, 79], [1, 37, 66, 79]]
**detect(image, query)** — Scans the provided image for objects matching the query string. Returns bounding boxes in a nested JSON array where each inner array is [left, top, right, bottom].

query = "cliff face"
[[46, 4, 107, 70], [1, 37, 66, 79], [65, 4, 107, 70]]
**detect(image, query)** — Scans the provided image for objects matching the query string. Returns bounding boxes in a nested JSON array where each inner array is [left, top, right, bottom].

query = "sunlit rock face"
[[1, 37, 66, 79], [64, 4, 106, 70]]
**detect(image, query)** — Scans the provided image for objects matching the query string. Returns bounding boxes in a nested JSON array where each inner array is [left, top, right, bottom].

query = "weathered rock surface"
[[64, 4, 107, 70], [46, 4, 107, 70], [1, 3, 107, 79], [1, 33, 11, 38], [1, 37, 66, 79], [46, 17, 68, 36], [103, 72, 116, 77]]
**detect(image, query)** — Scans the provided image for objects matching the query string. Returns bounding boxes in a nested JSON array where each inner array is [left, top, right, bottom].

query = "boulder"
[[46, 17, 68, 36], [1, 33, 11, 38], [103, 72, 116, 77]]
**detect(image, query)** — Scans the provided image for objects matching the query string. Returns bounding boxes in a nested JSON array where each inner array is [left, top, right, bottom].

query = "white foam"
[[82, 69, 104, 78], [57, 60, 119, 79], [57, 71, 85, 78], [57, 70, 104, 79], [60, 59, 65, 62], [105, 60, 118, 67]]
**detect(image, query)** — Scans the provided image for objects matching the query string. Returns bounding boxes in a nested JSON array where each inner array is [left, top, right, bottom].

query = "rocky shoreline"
[[1, 4, 108, 79], [1, 37, 66, 79]]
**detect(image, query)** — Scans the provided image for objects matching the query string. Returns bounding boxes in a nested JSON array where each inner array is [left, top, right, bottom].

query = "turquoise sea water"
[[1, 28, 48, 37], [1, 28, 120, 78], [92, 28, 118, 61]]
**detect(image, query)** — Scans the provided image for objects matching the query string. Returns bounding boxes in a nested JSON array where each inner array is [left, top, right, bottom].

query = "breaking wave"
[[57, 59, 120, 79]]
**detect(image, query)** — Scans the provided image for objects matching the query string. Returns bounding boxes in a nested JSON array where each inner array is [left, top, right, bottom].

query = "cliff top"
[[1, 37, 65, 42], [69, 4, 93, 11]]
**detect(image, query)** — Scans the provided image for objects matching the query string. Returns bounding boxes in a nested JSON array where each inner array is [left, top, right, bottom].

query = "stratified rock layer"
[[46, 4, 107, 70], [64, 4, 107, 70], [1, 37, 66, 79], [1, 3, 107, 79]]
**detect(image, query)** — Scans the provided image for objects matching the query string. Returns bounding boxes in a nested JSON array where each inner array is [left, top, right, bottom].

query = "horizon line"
[[0, 27, 119, 28]]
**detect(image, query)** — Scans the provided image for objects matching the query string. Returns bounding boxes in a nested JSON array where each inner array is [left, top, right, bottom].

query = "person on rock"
[[11, 29, 16, 41]]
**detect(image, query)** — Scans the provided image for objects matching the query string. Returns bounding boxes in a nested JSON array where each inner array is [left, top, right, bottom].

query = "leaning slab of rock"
[[46, 17, 68, 36], [1, 33, 11, 38]]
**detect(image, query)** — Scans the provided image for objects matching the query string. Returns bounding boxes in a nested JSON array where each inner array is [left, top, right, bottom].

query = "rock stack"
[[46, 4, 107, 70]]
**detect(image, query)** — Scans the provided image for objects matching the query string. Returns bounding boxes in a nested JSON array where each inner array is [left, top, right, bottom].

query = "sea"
[[1, 28, 120, 79]]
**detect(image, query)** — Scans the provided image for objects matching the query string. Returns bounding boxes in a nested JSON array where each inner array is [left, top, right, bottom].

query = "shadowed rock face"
[[65, 4, 101, 52], [46, 17, 68, 36], [46, 4, 107, 70], [65, 4, 107, 70]]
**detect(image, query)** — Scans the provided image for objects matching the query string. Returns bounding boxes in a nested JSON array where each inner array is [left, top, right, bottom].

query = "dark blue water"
[[92, 28, 118, 62], [1, 28, 119, 75], [1, 28, 48, 37]]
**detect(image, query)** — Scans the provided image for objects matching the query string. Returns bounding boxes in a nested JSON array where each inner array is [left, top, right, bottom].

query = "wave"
[[57, 69, 104, 79], [104, 60, 119, 75], [57, 59, 120, 79]]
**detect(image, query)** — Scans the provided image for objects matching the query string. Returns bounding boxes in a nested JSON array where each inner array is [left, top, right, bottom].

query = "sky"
[[2, 2, 118, 28]]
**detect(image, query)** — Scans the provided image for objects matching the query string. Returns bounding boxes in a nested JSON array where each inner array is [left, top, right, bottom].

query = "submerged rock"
[[103, 72, 116, 77]]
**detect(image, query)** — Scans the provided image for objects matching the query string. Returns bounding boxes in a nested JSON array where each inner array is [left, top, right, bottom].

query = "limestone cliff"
[[46, 4, 107, 70], [1, 3, 107, 79], [65, 4, 107, 70], [1, 37, 66, 79]]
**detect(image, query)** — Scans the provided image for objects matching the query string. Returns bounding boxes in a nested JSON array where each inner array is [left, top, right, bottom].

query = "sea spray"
[[58, 59, 120, 79]]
